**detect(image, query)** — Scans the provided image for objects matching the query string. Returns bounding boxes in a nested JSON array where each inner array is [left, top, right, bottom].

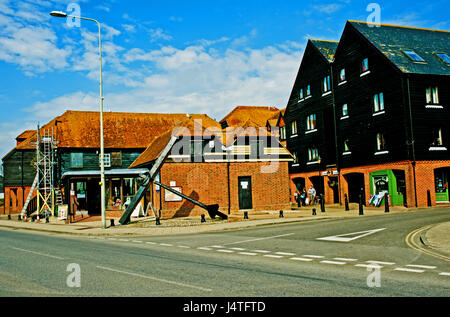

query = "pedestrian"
[[300, 188, 307, 206], [294, 189, 300, 207], [308, 185, 316, 206]]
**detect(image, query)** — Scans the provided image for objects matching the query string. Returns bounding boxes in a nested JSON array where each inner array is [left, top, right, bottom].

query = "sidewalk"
[[0, 205, 448, 255]]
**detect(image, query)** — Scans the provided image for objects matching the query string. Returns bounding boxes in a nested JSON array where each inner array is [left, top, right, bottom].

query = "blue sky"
[[0, 0, 449, 160]]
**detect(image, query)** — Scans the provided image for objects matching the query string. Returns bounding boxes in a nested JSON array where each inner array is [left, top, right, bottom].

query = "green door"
[[238, 176, 253, 210], [435, 169, 449, 202]]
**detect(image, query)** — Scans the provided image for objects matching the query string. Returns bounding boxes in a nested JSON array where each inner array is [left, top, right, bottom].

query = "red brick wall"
[[289, 160, 450, 208], [157, 161, 291, 218]]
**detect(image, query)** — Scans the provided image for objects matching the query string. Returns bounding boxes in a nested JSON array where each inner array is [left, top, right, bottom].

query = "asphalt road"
[[1, 209, 449, 297]]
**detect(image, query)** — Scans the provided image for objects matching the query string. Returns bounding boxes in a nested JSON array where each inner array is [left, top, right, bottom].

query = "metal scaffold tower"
[[21, 125, 57, 221]]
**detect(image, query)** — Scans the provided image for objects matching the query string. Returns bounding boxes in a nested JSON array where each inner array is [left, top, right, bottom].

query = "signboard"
[[58, 205, 68, 220], [164, 187, 182, 202]]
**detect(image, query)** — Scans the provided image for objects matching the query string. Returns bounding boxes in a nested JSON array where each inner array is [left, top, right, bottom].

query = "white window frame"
[[306, 114, 317, 132], [373, 92, 385, 114], [101, 153, 111, 168]]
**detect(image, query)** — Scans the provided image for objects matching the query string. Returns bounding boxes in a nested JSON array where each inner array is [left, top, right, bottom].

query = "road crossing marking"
[[334, 257, 358, 262], [355, 264, 384, 269], [320, 260, 346, 265], [302, 255, 325, 259], [197, 247, 212, 251], [159, 243, 173, 247], [11, 247, 64, 260], [394, 267, 425, 273], [252, 250, 271, 253], [439, 272, 450, 276], [239, 252, 258, 256], [406, 264, 437, 270], [275, 252, 296, 256], [263, 254, 284, 259], [216, 249, 234, 253], [317, 228, 386, 242], [223, 233, 294, 246], [366, 260, 395, 265], [290, 257, 313, 262]]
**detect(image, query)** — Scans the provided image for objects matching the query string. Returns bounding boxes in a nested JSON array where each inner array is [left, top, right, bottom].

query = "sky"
[[0, 0, 449, 161]]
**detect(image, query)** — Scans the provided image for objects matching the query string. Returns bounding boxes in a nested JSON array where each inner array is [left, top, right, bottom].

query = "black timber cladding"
[[284, 20, 450, 173]]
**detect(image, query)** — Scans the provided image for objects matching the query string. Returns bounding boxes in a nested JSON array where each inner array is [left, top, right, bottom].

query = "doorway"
[[238, 176, 253, 210], [345, 173, 365, 204]]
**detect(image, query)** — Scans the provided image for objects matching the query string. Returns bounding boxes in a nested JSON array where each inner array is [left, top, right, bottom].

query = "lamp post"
[[50, 11, 106, 229]]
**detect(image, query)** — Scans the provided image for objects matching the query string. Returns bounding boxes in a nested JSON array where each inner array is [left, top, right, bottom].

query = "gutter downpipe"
[[330, 62, 341, 205], [406, 76, 418, 208]]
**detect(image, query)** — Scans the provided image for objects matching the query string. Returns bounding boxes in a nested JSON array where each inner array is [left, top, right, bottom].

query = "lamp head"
[[50, 11, 67, 18]]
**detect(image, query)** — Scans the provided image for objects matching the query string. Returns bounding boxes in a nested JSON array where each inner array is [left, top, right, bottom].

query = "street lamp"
[[50, 11, 107, 229]]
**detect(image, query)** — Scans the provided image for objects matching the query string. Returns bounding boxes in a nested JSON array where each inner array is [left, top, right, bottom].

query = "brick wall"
[[155, 161, 291, 218], [289, 160, 450, 208]]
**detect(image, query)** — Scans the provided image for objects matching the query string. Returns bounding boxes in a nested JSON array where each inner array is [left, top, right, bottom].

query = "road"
[[0, 209, 449, 297]]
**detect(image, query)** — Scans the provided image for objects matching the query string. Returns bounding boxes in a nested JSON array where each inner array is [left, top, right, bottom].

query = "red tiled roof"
[[220, 106, 280, 128], [14, 110, 219, 151]]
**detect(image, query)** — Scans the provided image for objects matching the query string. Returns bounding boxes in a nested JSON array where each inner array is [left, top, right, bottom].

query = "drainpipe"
[[406, 76, 418, 207], [330, 62, 341, 205], [227, 161, 231, 215]]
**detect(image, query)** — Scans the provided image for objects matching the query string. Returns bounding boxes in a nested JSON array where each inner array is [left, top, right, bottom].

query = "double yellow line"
[[405, 225, 450, 262]]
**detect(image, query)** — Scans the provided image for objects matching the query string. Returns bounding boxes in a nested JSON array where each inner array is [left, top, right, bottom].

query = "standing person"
[[294, 189, 300, 207], [300, 188, 307, 206], [308, 185, 316, 206]]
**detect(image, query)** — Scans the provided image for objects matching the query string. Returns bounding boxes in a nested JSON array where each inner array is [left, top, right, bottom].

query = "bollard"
[[18, 215, 22, 221], [320, 194, 325, 213], [45, 216, 49, 223], [8, 215, 11, 220], [384, 194, 390, 213], [427, 190, 432, 207], [155, 217, 161, 226], [359, 194, 364, 215], [244, 211, 248, 219], [312, 208, 316, 216], [279, 210, 284, 218], [110, 219, 115, 227], [344, 194, 350, 211], [201, 214, 206, 223]]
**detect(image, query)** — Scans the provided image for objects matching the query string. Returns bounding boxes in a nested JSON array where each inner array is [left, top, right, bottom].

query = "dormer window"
[[435, 53, 450, 65], [402, 50, 426, 63]]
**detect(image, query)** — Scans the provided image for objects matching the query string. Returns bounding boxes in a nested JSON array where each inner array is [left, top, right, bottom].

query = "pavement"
[[0, 203, 449, 257]]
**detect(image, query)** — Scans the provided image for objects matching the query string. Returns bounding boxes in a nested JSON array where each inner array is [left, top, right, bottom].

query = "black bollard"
[[320, 194, 325, 213], [45, 216, 49, 223], [201, 214, 206, 223], [18, 215, 22, 221], [8, 214, 11, 220], [344, 194, 350, 211], [312, 208, 316, 215], [155, 217, 161, 226], [244, 211, 248, 219], [384, 193, 390, 213], [110, 219, 115, 227], [427, 190, 432, 207], [279, 210, 284, 218], [359, 194, 364, 215]]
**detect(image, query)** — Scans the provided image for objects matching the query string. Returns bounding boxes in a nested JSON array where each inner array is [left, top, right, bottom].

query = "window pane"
[[342, 104, 348, 116], [432, 87, 439, 104], [426, 87, 432, 104], [379, 93, 384, 110], [374, 94, 379, 112], [436, 53, 450, 64], [71, 153, 83, 168], [403, 50, 425, 62], [362, 58, 369, 72], [307, 85, 311, 96], [344, 140, 350, 152], [340, 69, 346, 82]]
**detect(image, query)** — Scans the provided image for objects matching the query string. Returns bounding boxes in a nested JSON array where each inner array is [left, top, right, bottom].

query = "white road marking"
[[290, 257, 313, 262], [132, 240, 143, 243], [223, 233, 294, 246], [210, 245, 225, 248], [159, 243, 173, 247], [355, 264, 384, 269], [275, 252, 296, 256], [302, 255, 324, 259], [320, 260, 346, 265], [11, 247, 64, 260], [252, 250, 271, 253], [263, 254, 284, 259], [406, 264, 437, 270], [145, 242, 156, 245], [334, 257, 358, 262], [317, 228, 386, 242], [439, 272, 450, 276], [177, 245, 190, 249], [108, 238, 118, 240], [230, 247, 246, 251], [239, 252, 258, 256], [216, 249, 234, 253], [366, 260, 395, 265], [120, 239, 130, 242], [197, 247, 212, 251], [96, 265, 212, 292], [394, 267, 425, 273]]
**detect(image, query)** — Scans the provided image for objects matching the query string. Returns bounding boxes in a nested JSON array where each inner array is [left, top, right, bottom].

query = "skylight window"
[[402, 50, 426, 63], [435, 53, 450, 65]]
